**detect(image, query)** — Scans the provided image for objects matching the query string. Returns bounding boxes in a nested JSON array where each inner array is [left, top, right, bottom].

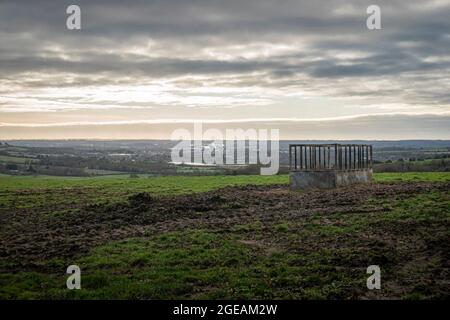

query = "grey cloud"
[[0, 0, 449, 122]]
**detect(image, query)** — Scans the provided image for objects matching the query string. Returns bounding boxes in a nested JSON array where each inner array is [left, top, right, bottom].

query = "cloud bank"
[[0, 0, 449, 138]]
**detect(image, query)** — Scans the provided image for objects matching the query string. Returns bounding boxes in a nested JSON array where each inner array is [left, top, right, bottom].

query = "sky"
[[0, 0, 449, 139]]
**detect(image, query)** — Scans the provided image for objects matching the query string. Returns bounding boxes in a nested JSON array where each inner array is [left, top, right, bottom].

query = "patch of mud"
[[0, 181, 448, 298], [0, 182, 445, 263]]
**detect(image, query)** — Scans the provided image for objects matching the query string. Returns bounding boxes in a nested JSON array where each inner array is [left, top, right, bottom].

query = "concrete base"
[[290, 169, 373, 190]]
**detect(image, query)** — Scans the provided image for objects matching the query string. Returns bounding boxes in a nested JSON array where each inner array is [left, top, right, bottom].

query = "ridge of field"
[[0, 174, 286, 193], [1, 172, 449, 192]]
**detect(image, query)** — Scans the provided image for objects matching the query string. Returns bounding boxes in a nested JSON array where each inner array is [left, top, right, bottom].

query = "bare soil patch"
[[0, 181, 447, 276]]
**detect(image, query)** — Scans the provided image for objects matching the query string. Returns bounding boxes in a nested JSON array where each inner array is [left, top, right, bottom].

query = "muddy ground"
[[0, 181, 449, 298]]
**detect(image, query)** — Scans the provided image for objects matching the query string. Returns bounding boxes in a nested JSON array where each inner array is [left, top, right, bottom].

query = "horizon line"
[[1, 112, 449, 128]]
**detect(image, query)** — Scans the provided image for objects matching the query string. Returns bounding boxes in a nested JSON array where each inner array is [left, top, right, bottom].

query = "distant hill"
[[6, 139, 450, 150]]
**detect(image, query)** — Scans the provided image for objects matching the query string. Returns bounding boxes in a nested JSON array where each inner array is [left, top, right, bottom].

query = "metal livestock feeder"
[[289, 144, 373, 189]]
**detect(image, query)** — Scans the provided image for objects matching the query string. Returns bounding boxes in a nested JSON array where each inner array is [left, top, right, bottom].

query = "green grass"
[[374, 172, 450, 182], [0, 174, 287, 194], [1, 171, 449, 193], [0, 230, 361, 299], [0, 174, 287, 209]]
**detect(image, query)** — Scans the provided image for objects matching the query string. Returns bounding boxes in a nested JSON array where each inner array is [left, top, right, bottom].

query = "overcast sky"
[[0, 0, 449, 139]]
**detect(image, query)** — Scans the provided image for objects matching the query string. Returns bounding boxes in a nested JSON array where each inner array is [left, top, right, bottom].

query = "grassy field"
[[374, 172, 450, 182], [1, 171, 448, 192], [0, 174, 287, 210], [0, 172, 449, 299], [0, 173, 287, 192]]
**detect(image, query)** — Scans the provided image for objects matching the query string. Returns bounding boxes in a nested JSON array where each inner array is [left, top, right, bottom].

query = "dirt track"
[[0, 181, 448, 277]]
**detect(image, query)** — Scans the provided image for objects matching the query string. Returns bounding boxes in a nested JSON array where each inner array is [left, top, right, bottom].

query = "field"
[[0, 172, 449, 299]]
